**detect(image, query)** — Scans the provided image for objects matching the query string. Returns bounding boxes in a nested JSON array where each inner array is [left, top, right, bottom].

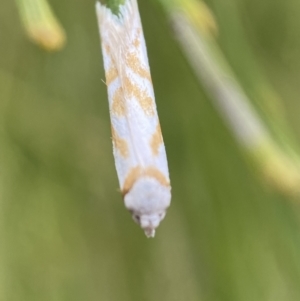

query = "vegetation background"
[[1, 0, 300, 300]]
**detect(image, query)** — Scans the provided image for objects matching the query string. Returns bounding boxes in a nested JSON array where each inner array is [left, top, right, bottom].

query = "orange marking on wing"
[[132, 28, 142, 48], [124, 76, 155, 116], [103, 43, 110, 55], [133, 28, 141, 48], [143, 167, 170, 187], [105, 66, 118, 85], [122, 166, 141, 196], [111, 87, 126, 116], [111, 126, 129, 158], [150, 124, 163, 156], [125, 52, 152, 82], [122, 166, 170, 196], [103, 43, 119, 85], [133, 37, 140, 48]]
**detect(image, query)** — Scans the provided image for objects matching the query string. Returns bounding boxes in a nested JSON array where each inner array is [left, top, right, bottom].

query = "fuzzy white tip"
[[144, 228, 155, 238], [126, 177, 170, 238]]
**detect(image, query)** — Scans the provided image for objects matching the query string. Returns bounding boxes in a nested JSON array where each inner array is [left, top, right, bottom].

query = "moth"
[[96, 0, 171, 237]]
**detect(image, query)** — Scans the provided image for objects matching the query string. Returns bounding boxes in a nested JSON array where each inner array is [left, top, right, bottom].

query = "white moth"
[[96, 0, 171, 237]]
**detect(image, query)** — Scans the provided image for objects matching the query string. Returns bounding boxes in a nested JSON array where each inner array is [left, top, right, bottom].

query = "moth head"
[[124, 176, 171, 238]]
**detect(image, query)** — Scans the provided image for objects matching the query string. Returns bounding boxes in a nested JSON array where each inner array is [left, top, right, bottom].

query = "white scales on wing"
[[96, 0, 171, 237]]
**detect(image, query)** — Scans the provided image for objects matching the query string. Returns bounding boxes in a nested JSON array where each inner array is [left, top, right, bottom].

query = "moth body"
[[96, 0, 171, 237]]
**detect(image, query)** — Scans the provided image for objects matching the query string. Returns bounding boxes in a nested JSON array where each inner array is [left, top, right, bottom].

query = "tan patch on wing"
[[150, 124, 163, 156], [103, 43, 110, 55], [103, 43, 119, 85], [122, 166, 142, 196], [111, 87, 126, 116], [125, 52, 152, 82], [105, 66, 118, 86], [123, 76, 155, 116], [133, 28, 141, 48], [122, 166, 170, 196], [133, 37, 140, 48], [111, 126, 129, 158], [143, 167, 170, 187]]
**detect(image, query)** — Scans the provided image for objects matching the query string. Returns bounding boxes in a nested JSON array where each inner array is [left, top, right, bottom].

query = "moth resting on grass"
[[96, 0, 171, 237]]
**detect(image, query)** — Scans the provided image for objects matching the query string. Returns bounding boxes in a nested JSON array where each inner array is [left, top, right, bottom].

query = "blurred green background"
[[2, 0, 300, 300]]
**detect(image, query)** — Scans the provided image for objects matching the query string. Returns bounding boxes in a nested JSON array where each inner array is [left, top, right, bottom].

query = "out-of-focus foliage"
[[160, 0, 300, 198], [15, 0, 66, 51], [1, 0, 300, 300]]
